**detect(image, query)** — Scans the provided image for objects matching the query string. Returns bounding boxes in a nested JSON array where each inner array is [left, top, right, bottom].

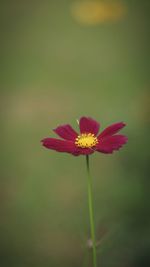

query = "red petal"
[[96, 135, 128, 154], [41, 138, 76, 154], [74, 148, 95, 156], [98, 122, 126, 139], [54, 124, 78, 141], [79, 117, 100, 135]]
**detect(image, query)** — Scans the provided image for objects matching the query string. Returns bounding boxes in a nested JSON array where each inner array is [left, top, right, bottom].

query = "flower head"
[[41, 117, 128, 156]]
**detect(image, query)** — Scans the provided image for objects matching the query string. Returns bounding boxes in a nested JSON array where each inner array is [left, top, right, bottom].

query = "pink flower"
[[41, 117, 128, 156]]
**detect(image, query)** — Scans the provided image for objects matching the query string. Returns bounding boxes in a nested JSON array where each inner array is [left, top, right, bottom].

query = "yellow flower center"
[[75, 133, 98, 148]]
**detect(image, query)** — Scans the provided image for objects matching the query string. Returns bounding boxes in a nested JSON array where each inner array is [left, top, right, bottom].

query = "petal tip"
[[122, 122, 126, 127]]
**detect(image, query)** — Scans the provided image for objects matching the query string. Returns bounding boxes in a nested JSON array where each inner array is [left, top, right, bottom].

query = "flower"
[[41, 117, 128, 156]]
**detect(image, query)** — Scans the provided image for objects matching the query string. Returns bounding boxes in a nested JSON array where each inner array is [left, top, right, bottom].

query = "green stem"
[[86, 155, 97, 267]]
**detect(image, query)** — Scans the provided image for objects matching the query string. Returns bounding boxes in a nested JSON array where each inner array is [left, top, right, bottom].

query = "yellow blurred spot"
[[71, 0, 127, 25]]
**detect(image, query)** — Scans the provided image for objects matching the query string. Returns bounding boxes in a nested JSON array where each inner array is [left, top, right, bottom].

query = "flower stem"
[[86, 155, 97, 267]]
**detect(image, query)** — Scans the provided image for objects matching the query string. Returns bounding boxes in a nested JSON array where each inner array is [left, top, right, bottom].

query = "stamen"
[[75, 133, 98, 148]]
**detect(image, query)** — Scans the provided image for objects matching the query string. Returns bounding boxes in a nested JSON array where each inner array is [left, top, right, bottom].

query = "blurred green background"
[[1, 0, 150, 266]]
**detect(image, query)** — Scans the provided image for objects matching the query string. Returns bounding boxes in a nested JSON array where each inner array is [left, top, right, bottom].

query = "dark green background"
[[1, 1, 150, 266]]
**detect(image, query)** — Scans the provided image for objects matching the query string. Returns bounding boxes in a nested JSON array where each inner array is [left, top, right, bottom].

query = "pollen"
[[75, 133, 98, 148]]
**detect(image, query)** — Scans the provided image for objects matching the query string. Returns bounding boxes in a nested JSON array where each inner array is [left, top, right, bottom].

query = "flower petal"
[[79, 117, 100, 135], [74, 148, 95, 156], [41, 138, 77, 154], [96, 135, 128, 154], [98, 122, 126, 139], [53, 124, 78, 141]]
